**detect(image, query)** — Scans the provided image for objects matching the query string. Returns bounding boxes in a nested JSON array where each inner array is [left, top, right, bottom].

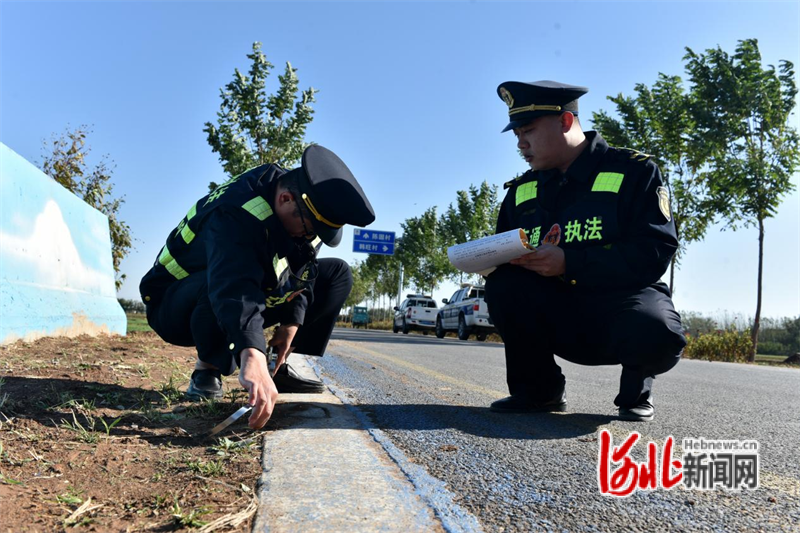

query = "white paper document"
[[447, 228, 535, 276]]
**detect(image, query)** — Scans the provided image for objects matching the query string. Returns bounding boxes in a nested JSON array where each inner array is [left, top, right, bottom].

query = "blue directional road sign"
[[353, 228, 396, 255]]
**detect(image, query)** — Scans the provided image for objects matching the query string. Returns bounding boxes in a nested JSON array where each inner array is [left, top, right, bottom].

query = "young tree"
[[39, 126, 133, 291], [204, 42, 317, 185], [439, 181, 500, 284], [592, 74, 713, 293], [364, 253, 402, 308], [397, 207, 450, 295], [344, 261, 371, 310], [684, 39, 800, 361]]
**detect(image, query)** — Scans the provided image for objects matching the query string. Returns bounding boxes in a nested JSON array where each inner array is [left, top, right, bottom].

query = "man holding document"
[[482, 80, 686, 421]]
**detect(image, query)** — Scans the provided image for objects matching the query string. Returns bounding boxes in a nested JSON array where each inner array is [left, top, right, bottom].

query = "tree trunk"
[[670, 218, 680, 295], [750, 218, 765, 362], [669, 257, 675, 295]]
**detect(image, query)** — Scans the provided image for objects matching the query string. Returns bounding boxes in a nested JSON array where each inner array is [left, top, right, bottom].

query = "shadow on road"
[[275, 400, 613, 441]]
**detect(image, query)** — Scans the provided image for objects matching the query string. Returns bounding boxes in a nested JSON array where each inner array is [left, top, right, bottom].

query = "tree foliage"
[[363, 253, 402, 304], [758, 316, 800, 355], [396, 207, 451, 295], [592, 74, 713, 293], [684, 38, 800, 360], [439, 181, 500, 283], [684, 39, 799, 229], [344, 255, 402, 317], [39, 126, 133, 291], [679, 311, 718, 338], [203, 42, 317, 185], [346, 182, 501, 303], [344, 262, 372, 309], [118, 298, 146, 313]]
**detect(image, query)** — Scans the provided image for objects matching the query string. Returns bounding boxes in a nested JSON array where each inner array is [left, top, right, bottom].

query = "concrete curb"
[[252, 354, 482, 533]]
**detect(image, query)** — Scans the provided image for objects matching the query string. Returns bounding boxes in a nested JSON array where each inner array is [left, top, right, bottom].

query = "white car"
[[435, 284, 495, 341], [393, 295, 438, 334]]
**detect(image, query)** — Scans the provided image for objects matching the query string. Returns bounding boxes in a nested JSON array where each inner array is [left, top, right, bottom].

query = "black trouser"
[[146, 258, 352, 375], [484, 265, 686, 408]]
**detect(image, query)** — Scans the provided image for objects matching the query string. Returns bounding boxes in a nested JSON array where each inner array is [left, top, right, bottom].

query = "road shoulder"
[[254, 353, 448, 533]]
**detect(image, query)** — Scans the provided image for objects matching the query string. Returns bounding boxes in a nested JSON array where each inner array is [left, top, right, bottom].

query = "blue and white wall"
[[0, 143, 126, 344]]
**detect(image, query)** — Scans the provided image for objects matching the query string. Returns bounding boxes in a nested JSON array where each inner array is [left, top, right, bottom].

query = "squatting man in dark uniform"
[[140, 146, 374, 429], [485, 81, 686, 421]]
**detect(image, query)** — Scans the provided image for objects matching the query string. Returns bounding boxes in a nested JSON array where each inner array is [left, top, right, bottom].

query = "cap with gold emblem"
[[497, 80, 589, 133], [291, 145, 375, 247]]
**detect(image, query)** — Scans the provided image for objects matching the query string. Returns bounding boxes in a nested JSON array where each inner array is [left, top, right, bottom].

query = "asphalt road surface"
[[315, 328, 800, 533]]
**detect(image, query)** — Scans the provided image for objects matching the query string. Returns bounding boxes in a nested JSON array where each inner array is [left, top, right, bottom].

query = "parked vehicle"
[[436, 283, 495, 341], [352, 306, 369, 328], [393, 295, 438, 334]]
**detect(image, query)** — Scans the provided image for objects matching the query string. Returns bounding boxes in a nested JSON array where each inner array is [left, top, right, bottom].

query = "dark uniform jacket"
[[140, 164, 315, 357], [497, 131, 678, 291]]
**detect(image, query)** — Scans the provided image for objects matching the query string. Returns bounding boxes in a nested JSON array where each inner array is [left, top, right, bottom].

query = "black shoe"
[[186, 368, 223, 401], [618, 398, 655, 422], [490, 390, 567, 413], [272, 363, 325, 394]]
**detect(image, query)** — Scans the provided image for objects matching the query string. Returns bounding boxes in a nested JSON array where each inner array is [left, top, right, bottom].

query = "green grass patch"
[[755, 354, 788, 363], [186, 459, 225, 477], [126, 313, 152, 334], [56, 486, 84, 506]]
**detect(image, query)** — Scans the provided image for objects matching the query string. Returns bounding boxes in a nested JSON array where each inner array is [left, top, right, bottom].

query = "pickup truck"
[[435, 283, 495, 341], [393, 295, 438, 334]]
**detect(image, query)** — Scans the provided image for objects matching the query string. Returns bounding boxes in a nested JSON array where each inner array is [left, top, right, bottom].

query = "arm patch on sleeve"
[[657, 186, 671, 221]]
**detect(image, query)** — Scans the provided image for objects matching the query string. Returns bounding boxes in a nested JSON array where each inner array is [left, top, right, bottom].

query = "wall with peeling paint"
[[0, 143, 126, 344]]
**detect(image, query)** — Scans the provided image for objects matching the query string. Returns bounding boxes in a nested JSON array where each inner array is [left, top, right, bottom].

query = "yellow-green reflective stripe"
[[515, 181, 538, 205], [242, 196, 273, 221], [592, 172, 624, 193], [178, 204, 198, 244], [180, 223, 195, 244], [269, 238, 320, 297], [273, 255, 288, 277], [158, 246, 189, 280], [273, 236, 319, 272]]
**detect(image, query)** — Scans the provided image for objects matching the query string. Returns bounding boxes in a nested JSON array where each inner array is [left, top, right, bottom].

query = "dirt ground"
[[0, 331, 277, 532]]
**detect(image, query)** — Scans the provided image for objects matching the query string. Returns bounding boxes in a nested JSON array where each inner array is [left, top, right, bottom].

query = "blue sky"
[[1, 1, 798, 319]]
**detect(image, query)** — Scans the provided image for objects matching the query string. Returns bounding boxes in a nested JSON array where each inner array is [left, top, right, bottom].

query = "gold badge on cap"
[[499, 87, 514, 108], [657, 186, 671, 221]]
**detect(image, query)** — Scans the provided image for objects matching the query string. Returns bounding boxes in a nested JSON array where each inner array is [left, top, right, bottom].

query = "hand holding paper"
[[447, 229, 536, 276], [509, 244, 565, 277]]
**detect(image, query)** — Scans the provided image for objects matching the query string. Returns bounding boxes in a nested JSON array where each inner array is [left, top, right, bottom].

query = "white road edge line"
[[308, 356, 485, 533]]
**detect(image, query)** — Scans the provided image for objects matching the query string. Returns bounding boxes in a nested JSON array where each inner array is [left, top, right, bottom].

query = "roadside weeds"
[[0, 332, 272, 532]]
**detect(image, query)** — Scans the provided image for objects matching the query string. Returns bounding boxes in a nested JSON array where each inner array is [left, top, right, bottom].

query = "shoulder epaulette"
[[618, 147, 653, 162], [504, 170, 534, 189]]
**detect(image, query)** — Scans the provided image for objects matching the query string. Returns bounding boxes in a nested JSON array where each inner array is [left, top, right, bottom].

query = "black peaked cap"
[[295, 145, 375, 247], [497, 80, 589, 132]]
